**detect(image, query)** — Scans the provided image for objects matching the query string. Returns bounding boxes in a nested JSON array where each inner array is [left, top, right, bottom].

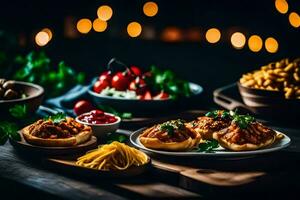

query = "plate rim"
[[129, 127, 291, 157]]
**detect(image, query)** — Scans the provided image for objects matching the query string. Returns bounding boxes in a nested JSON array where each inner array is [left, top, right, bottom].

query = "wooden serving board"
[[46, 156, 151, 178], [10, 133, 98, 156]]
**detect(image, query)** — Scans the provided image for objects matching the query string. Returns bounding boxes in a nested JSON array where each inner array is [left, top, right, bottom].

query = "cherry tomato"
[[128, 77, 147, 94], [73, 100, 94, 116], [130, 66, 142, 77], [111, 72, 131, 91], [154, 91, 169, 100], [93, 79, 110, 93], [99, 71, 112, 82]]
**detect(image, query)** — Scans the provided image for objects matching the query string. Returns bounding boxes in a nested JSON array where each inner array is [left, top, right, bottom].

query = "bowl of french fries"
[[238, 58, 300, 115]]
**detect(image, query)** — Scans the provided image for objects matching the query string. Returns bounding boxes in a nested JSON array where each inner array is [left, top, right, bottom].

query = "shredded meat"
[[27, 117, 90, 139], [220, 122, 276, 145], [141, 123, 198, 143]]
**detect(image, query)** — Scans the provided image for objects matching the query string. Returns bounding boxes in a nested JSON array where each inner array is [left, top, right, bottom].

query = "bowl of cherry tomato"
[[76, 109, 121, 139], [88, 58, 203, 112]]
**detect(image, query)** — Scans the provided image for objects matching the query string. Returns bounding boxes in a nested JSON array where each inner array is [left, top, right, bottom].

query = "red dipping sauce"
[[78, 110, 118, 124]]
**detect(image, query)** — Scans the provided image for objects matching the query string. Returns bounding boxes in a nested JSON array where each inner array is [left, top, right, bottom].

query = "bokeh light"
[[248, 35, 263, 52], [93, 18, 107, 32], [127, 22, 142, 38], [289, 12, 300, 28], [230, 32, 246, 49], [205, 28, 221, 44], [275, 0, 289, 14], [143, 2, 159, 17], [97, 5, 113, 21], [42, 28, 53, 40], [265, 37, 279, 53], [161, 27, 182, 42], [77, 18, 92, 34], [35, 31, 50, 46]]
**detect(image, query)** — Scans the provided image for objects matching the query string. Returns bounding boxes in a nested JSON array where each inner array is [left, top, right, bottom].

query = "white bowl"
[[75, 112, 121, 140]]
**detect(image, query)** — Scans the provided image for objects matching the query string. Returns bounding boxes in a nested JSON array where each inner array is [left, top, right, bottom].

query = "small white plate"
[[130, 128, 291, 158]]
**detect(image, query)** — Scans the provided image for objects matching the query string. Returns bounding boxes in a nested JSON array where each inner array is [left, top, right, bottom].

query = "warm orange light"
[[275, 0, 288, 14], [230, 32, 246, 49], [127, 22, 142, 38], [143, 1, 158, 17], [289, 12, 300, 28], [265, 37, 279, 53], [77, 18, 92, 34], [42, 28, 53, 40], [97, 5, 113, 21], [161, 27, 182, 42], [35, 31, 50, 46], [248, 35, 263, 52], [205, 28, 221, 44], [93, 18, 107, 32]]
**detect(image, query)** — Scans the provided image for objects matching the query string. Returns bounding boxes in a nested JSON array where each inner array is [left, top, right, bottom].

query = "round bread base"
[[10, 132, 97, 156]]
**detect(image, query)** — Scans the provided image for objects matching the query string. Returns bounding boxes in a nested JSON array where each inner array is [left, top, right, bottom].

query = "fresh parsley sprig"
[[195, 139, 219, 153], [44, 113, 66, 124], [0, 121, 20, 144]]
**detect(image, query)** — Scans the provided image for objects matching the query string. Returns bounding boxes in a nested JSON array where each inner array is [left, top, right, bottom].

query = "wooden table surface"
[[0, 122, 300, 199]]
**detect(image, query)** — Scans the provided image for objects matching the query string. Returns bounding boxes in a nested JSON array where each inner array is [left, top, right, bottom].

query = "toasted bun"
[[22, 125, 92, 147], [213, 130, 276, 151], [139, 134, 201, 151]]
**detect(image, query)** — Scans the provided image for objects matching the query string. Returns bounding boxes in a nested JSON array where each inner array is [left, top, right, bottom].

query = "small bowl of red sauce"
[[75, 110, 121, 139]]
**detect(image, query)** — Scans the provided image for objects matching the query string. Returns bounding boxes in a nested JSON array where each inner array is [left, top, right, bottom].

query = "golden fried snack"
[[139, 120, 201, 151], [213, 121, 281, 151], [240, 58, 300, 99]]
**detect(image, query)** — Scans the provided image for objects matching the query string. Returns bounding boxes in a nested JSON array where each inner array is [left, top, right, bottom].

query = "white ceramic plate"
[[130, 128, 291, 158]]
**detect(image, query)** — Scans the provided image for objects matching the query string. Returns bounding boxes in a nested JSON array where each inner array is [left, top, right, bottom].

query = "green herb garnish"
[[45, 113, 66, 124], [0, 121, 20, 144], [205, 110, 230, 119], [231, 113, 255, 129], [9, 104, 28, 119], [195, 139, 219, 153], [107, 134, 127, 144], [160, 119, 185, 136]]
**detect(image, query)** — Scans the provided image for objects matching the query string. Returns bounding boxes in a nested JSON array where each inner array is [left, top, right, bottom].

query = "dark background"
[[0, 0, 299, 105]]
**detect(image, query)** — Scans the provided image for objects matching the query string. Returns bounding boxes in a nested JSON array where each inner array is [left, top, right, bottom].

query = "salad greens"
[[147, 65, 191, 99], [14, 51, 85, 97]]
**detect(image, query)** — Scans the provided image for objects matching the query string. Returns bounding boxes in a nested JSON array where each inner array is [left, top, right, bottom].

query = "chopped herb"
[[232, 114, 255, 129], [195, 139, 219, 153], [205, 110, 230, 119], [160, 119, 185, 136], [9, 104, 28, 119], [45, 113, 66, 124]]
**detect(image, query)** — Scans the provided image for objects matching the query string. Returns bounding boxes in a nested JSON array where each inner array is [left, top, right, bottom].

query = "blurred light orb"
[[42, 28, 53, 40], [93, 18, 107, 32], [127, 22, 142, 38], [77, 18, 92, 34], [161, 27, 182, 42], [248, 35, 263, 52], [275, 0, 289, 14], [35, 31, 50, 46], [265, 37, 279, 53], [289, 12, 300, 28], [230, 32, 246, 49], [143, 1, 158, 17], [97, 5, 113, 21], [205, 28, 221, 43]]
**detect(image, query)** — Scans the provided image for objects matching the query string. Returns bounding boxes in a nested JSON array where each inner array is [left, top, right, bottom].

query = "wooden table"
[[0, 124, 299, 199]]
